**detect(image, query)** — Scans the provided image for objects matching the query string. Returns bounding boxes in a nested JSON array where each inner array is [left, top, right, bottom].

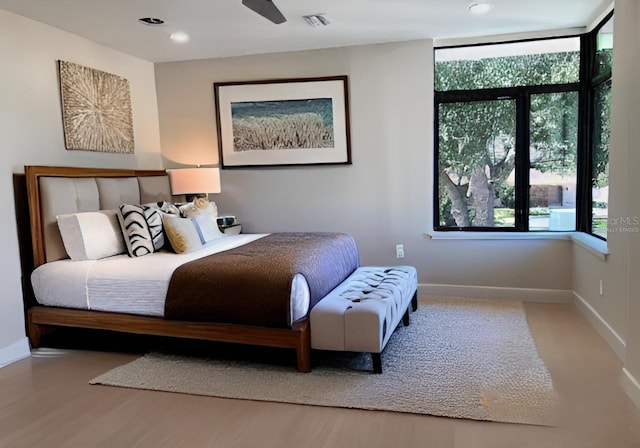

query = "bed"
[[24, 165, 359, 371]]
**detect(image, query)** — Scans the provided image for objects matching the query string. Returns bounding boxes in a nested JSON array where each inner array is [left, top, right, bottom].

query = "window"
[[530, 91, 578, 231], [591, 80, 611, 237], [435, 39, 580, 91], [435, 38, 580, 231], [590, 16, 613, 238], [438, 99, 516, 228], [434, 13, 613, 238], [595, 16, 614, 78]]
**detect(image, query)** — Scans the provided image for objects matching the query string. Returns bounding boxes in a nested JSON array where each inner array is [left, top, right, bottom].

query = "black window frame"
[[581, 12, 614, 240], [434, 11, 614, 237]]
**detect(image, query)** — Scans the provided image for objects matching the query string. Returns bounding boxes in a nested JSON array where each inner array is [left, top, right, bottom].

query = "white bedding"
[[31, 234, 311, 325]]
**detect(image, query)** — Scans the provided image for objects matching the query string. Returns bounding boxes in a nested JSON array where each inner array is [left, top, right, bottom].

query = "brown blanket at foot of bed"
[[164, 232, 359, 328]]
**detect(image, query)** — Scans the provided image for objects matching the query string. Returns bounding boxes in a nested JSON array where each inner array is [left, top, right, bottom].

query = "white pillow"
[[162, 214, 203, 254], [178, 198, 223, 244], [192, 214, 224, 243], [57, 210, 126, 261]]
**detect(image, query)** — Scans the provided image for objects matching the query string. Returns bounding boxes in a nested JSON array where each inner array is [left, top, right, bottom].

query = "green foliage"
[[435, 51, 580, 92], [596, 49, 613, 76], [592, 217, 608, 238], [439, 100, 515, 180], [438, 99, 517, 227], [530, 92, 579, 176], [493, 208, 515, 226], [438, 193, 455, 227], [592, 81, 611, 188], [497, 184, 515, 209]]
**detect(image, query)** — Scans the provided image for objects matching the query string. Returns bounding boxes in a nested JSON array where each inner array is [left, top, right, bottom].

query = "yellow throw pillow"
[[162, 214, 203, 254], [180, 199, 218, 219], [178, 199, 223, 243]]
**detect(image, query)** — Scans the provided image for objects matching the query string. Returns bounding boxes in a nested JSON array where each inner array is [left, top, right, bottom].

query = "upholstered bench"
[[310, 266, 418, 373]]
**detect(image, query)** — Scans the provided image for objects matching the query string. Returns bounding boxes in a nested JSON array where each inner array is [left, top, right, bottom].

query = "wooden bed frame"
[[25, 165, 311, 372]]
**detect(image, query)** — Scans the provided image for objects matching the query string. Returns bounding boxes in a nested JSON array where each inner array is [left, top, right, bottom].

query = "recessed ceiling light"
[[468, 2, 493, 15], [169, 31, 190, 43], [138, 17, 165, 25]]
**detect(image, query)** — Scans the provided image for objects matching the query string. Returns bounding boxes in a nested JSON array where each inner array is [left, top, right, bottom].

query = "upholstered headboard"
[[25, 166, 183, 266]]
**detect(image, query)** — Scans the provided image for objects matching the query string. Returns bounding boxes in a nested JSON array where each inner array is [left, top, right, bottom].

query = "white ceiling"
[[0, 0, 611, 63]]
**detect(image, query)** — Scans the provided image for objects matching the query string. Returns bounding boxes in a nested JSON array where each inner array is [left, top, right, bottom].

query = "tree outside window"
[[434, 14, 613, 239], [435, 38, 580, 230]]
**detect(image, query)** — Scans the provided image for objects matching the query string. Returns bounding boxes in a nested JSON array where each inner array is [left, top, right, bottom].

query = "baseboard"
[[572, 291, 626, 360], [418, 284, 574, 303], [622, 368, 640, 410], [0, 337, 31, 368]]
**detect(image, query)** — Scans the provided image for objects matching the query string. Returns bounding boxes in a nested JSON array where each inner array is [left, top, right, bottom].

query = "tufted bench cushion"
[[310, 266, 418, 373]]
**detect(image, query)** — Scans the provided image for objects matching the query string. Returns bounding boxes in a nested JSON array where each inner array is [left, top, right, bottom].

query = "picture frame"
[[214, 76, 351, 168], [58, 60, 134, 153]]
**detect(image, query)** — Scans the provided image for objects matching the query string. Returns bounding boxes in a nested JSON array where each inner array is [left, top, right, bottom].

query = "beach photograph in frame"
[[214, 76, 351, 168]]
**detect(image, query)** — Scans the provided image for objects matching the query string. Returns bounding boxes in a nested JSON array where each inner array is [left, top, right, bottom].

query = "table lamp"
[[166, 167, 221, 202]]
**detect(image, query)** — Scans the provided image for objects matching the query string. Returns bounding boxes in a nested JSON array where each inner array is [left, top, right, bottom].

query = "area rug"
[[90, 298, 559, 425]]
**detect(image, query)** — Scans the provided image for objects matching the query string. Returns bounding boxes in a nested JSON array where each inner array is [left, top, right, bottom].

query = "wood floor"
[[2, 301, 640, 448]]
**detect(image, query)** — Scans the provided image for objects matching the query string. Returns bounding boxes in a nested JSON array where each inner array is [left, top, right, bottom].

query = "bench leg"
[[402, 308, 410, 326], [411, 292, 418, 312], [371, 352, 382, 374]]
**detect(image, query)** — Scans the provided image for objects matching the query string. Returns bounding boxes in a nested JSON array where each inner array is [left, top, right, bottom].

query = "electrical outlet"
[[396, 244, 405, 259]]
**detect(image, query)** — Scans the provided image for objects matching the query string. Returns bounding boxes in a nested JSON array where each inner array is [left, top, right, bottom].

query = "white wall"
[[572, 6, 629, 353], [622, 0, 640, 404], [155, 40, 573, 294], [0, 9, 162, 362], [572, 0, 640, 407]]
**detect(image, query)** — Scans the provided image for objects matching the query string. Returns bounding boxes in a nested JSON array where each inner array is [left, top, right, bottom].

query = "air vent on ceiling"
[[303, 14, 330, 27]]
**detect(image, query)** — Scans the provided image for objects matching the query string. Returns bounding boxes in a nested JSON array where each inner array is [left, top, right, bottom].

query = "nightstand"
[[220, 223, 242, 235]]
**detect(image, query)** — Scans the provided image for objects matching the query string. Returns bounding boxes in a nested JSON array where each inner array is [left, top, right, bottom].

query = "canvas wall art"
[[58, 60, 134, 153], [214, 76, 351, 168]]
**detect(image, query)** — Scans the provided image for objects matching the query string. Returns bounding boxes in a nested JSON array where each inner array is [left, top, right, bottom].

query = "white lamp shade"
[[167, 168, 221, 195]]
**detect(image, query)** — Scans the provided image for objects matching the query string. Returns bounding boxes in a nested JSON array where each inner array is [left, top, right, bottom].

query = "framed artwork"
[[58, 60, 134, 153], [214, 75, 351, 168]]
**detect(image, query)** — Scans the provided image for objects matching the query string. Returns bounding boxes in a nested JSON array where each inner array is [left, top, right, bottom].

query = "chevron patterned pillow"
[[117, 204, 165, 257]]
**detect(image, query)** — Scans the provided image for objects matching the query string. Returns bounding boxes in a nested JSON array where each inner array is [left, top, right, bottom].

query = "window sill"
[[424, 231, 572, 241], [424, 231, 609, 260], [570, 233, 608, 260]]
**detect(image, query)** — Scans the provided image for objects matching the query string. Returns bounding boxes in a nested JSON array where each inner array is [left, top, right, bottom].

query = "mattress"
[[31, 234, 312, 326]]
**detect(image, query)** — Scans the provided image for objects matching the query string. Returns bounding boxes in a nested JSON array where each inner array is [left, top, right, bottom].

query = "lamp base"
[[185, 193, 208, 202]]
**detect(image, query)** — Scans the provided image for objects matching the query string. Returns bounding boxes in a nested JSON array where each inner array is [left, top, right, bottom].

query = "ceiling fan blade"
[[242, 0, 287, 24]]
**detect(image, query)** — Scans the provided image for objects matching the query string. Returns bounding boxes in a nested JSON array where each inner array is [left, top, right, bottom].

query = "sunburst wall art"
[[58, 60, 134, 153]]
